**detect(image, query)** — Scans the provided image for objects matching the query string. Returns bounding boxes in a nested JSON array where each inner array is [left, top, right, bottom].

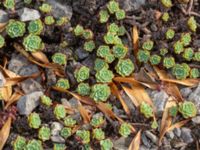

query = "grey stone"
[[140, 145, 150, 150], [192, 116, 200, 124], [75, 47, 89, 60], [181, 128, 194, 143], [150, 90, 169, 114], [45, 69, 57, 87], [113, 137, 131, 150], [0, 10, 9, 23], [51, 135, 65, 143], [17, 91, 43, 115], [119, 0, 146, 12], [145, 131, 158, 144], [18, 7, 41, 21], [174, 128, 181, 137], [188, 84, 200, 114], [51, 122, 63, 136], [141, 133, 151, 148], [46, 0, 73, 19], [180, 87, 192, 98], [18, 64, 40, 76], [68, 97, 79, 108], [166, 131, 174, 139], [193, 40, 200, 48], [21, 79, 43, 94], [0, 71, 6, 87]]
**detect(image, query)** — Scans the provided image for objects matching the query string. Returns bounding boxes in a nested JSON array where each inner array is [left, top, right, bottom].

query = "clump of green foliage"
[[77, 83, 90, 96], [83, 29, 94, 40], [107, 1, 119, 14], [95, 67, 114, 83], [25, 139, 43, 150], [178, 101, 197, 118], [117, 26, 126, 36], [100, 139, 113, 150], [169, 106, 178, 117], [12, 136, 26, 150], [137, 50, 150, 63], [190, 68, 199, 79], [60, 127, 72, 139], [28, 19, 43, 35], [193, 52, 200, 61], [38, 126, 51, 141], [44, 16, 55, 25], [165, 28, 175, 40], [97, 45, 115, 63], [84, 40, 96, 52], [108, 23, 119, 34], [0, 35, 5, 48], [54, 104, 66, 119], [52, 53, 67, 65], [6, 20, 26, 38], [140, 102, 153, 118], [172, 63, 190, 80], [161, 0, 173, 8], [99, 10, 110, 23], [56, 78, 70, 90], [119, 123, 132, 137], [163, 57, 175, 69], [90, 115, 105, 127], [3, 0, 15, 9], [182, 48, 194, 61], [115, 9, 126, 20], [74, 66, 90, 82], [173, 40, 184, 54], [64, 116, 77, 127], [53, 144, 66, 150], [23, 34, 44, 52], [142, 40, 154, 51], [162, 12, 169, 22], [40, 95, 52, 107], [28, 112, 41, 129], [115, 59, 134, 77], [160, 48, 168, 56], [56, 17, 68, 26], [150, 54, 161, 65], [93, 128, 105, 141], [90, 84, 111, 102], [112, 45, 128, 58], [180, 33, 191, 46], [187, 16, 197, 32], [39, 3, 52, 13], [94, 58, 109, 71], [76, 130, 90, 144], [74, 25, 84, 36]]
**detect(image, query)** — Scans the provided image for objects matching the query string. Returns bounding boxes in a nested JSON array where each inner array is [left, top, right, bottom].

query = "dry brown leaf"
[[0, 65, 20, 78], [154, 10, 162, 20], [164, 83, 183, 102], [5, 92, 22, 109], [0, 86, 12, 102], [154, 66, 199, 87], [78, 105, 90, 124], [31, 51, 50, 64], [128, 130, 141, 150], [0, 23, 7, 32], [166, 119, 190, 132], [110, 83, 131, 116], [132, 26, 139, 58], [0, 117, 12, 150]]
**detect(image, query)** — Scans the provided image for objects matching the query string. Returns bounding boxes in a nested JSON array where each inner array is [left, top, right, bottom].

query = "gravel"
[[188, 84, 200, 114], [20, 79, 43, 94], [192, 116, 200, 124], [181, 128, 194, 144], [18, 7, 41, 21], [145, 131, 158, 144], [180, 87, 192, 98], [119, 0, 146, 12], [0, 9, 9, 23]]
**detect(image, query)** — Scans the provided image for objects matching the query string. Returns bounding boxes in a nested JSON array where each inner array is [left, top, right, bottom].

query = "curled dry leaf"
[[0, 23, 7, 33], [0, 86, 12, 102], [0, 65, 19, 78], [78, 104, 91, 124], [5, 92, 23, 109], [0, 117, 12, 150], [128, 130, 141, 150], [110, 82, 131, 116], [132, 26, 139, 58], [31, 51, 50, 64], [164, 83, 183, 102]]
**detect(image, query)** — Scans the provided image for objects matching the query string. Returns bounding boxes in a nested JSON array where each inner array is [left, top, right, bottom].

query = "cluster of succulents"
[[56, 78, 70, 90], [119, 123, 132, 137], [52, 53, 67, 65], [140, 102, 153, 118]]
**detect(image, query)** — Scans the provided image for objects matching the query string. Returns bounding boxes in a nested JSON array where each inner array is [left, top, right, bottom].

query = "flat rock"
[[20, 79, 43, 94], [180, 87, 192, 98], [18, 64, 40, 76], [0, 71, 6, 87], [18, 7, 40, 21], [188, 84, 200, 114], [0, 10, 9, 23], [51, 122, 63, 136], [181, 128, 193, 143], [51, 135, 65, 143], [192, 116, 200, 124], [145, 131, 158, 144], [113, 137, 131, 150], [17, 91, 43, 115], [75, 47, 89, 60], [119, 0, 146, 12]]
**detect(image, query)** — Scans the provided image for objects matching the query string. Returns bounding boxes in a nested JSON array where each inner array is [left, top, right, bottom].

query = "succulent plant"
[[40, 95, 52, 107], [193, 52, 200, 61], [39, 3, 52, 13], [6, 20, 26, 38], [165, 28, 175, 40], [13, 136, 26, 150], [160, 48, 168, 56], [23, 34, 44, 52], [115, 59, 134, 77], [150, 54, 161, 65], [64, 116, 77, 127], [90, 84, 111, 102], [83, 29, 94, 40], [180, 33, 191, 47], [161, 0, 173, 8], [190, 68, 199, 79], [137, 50, 150, 63], [24, 0, 32, 4], [112, 44, 128, 58], [119, 123, 132, 137], [100, 139, 113, 150], [56, 78, 70, 90], [44, 16, 55, 25], [108, 23, 119, 35], [38, 126, 51, 141], [25, 139, 43, 150], [140, 102, 153, 118], [53, 144, 66, 150], [169, 106, 178, 117], [74, 25, 84, 36], [93, 128, 105, 141], [54, 104, 66, 119], [56, 17, 69, 26], [90, 115, 104, 127], [28, 112, 41, 129], [99, 10, 110, 23], [76, 130, 90, 144], [172, 63, 190, 80], [77, 83, 90, 96], [60, 127, 72, 139], [74, 66, 90, 83], [173, 40, 184, 54], [151, 120, 158, 129], [142, 40, 154, 51], [52, 53, 67, 65], [182, 48, 194, 61], [84, 40, 96, 52], [113, 35, 123, 45], [117, 26, 126, 36], [3, 0, 15, 9], [107, 0, 119, 14], [28, 19, 43, 35], [95, 67, 114, 83], [104, 32, 115, 45], [162, 12, 169, 22], [94, 58, 109, 71], [0, 35, 5, 48], [97, 45, 115, 63], [115, 9, 126, 20], [178, 101, 197, 118], [187, 16, 197, 32], [163, 57, 175, 69]]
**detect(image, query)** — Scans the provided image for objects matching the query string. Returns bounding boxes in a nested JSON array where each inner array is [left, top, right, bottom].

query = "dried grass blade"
[[31, 51, 50, 64], [0, 86, 12, 102], [78, 105, 90, 124], [132, 26, 139, 58], [128, 130, 141, 150], [5, 92, 22, 109], [164, 83, 183, 102], [166, 119, 190, 132]]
